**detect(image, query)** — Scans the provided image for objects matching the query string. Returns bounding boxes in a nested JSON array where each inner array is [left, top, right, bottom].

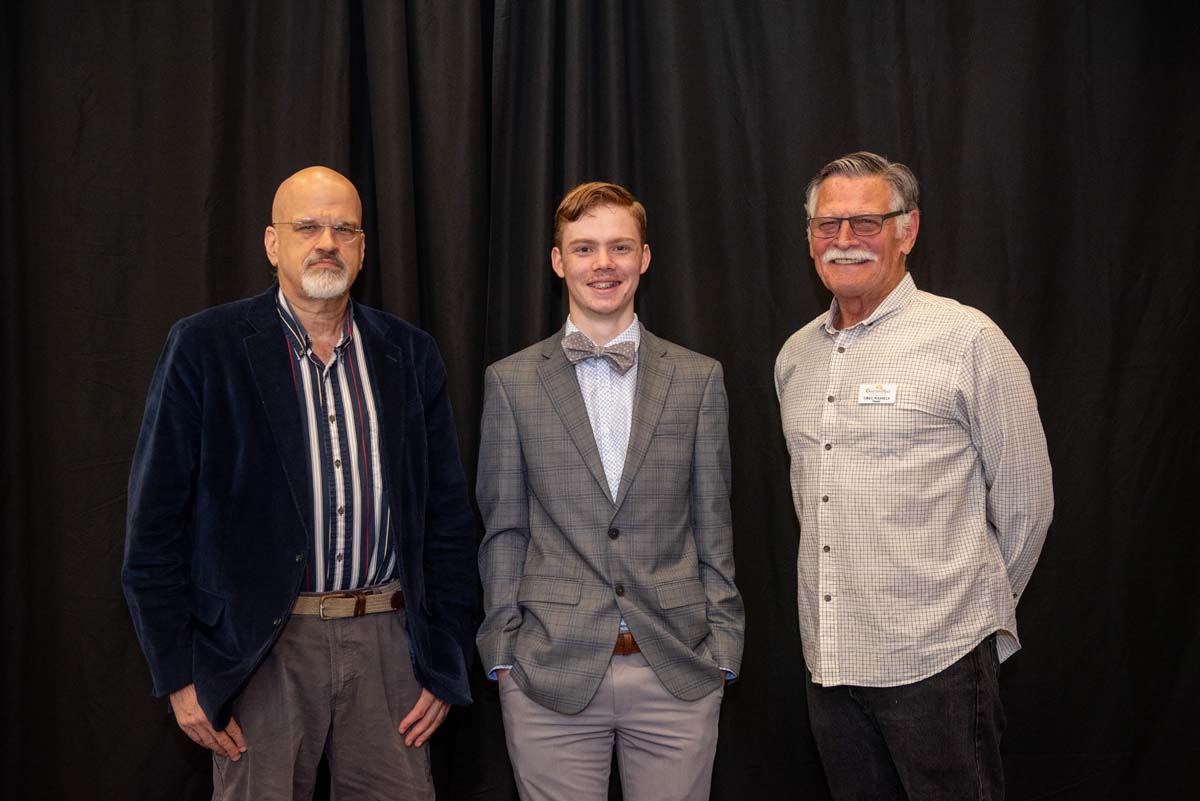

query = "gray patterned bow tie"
[[561, 331, 637, 374]]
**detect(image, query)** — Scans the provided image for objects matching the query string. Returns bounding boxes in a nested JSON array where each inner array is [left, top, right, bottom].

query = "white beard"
[[301, 268, 349, 299]]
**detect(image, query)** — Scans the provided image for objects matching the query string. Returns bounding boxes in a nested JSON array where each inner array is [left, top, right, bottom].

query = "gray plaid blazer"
[[476, 325, 745, 715]]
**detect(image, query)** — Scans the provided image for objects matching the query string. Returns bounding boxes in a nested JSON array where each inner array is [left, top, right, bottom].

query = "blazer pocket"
[[656, 577, 707, 609], [518, 576, 583, 606], [190, 584, 227, 627]]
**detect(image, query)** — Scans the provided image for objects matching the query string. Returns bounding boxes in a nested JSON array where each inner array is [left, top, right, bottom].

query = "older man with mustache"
[[775, 152, 1053, 800], [122, 166, 478, 800]]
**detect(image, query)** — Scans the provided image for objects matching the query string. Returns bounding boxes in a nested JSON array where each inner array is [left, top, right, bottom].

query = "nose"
[[315, 224, 340, 250], [833, 218, 857, 247], [595, 246, 613, 267]]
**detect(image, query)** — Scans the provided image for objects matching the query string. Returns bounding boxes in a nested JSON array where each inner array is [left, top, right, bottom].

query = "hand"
[[398, 688, 449, 747], [496, 668, 510, 685], [169, 684, 247, 760]]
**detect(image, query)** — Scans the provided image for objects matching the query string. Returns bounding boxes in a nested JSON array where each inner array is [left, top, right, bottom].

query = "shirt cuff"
[[720, 667, 737, 683], [488, 664, 513, 681]]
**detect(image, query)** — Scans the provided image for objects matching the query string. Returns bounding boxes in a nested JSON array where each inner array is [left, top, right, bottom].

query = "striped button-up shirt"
[[775, 274, 1052, 687], [277, 290, 395, 592]]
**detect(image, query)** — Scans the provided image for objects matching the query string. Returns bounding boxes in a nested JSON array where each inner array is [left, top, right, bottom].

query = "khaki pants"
[[212, 608, 434, 801], [500, 651, 723, 801]]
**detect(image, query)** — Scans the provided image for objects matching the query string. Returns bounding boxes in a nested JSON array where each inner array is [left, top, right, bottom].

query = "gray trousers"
[[212, 608, 434, 801], [500, 651, 724, 801]]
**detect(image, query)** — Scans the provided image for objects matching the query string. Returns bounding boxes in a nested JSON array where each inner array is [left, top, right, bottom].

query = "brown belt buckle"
[[319, 591, 367, 620]]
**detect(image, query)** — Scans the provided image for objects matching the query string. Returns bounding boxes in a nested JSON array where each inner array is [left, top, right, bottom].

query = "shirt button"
[[615, 584, 625, 597], [337, 506, 345, 516], [334, 459, 342, 468], [608, 528, 620, 539], [823, 545, 830, 553], [822, 495, 829, 502], [827, 395, 835, 403], [823, 595, 832, 602], [837, 346, 845, 353], [328, 414, 336, 424], [336, 553, 344, 562], [824, 443, 832, 450]]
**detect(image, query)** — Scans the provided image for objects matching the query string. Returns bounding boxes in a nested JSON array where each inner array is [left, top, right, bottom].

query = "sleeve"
[[691, 362, 746, 676], [474, 365, 531, 673], [121, 321, 203, 698], [417, 338, 482, 688], [961, 326, 1054, 601]]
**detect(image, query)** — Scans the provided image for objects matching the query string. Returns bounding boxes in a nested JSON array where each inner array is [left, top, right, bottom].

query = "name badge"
[[858, 383, 897, 404]]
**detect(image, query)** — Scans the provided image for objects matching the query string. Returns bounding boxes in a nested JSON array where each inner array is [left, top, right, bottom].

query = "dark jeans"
[[805, 635, 1006, 801]]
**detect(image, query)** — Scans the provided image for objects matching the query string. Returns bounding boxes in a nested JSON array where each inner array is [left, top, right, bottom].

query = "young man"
[[477, 182, 745, 801]]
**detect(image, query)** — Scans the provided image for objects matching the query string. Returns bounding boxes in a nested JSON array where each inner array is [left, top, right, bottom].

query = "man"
[[476, 182, 744, 801], [122, 166, 477, 800], [775, 151, 1053, 800]]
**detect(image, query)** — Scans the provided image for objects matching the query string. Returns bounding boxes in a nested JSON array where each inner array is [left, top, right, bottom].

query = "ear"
[[900, 209, 920, 256], [808, 230, 815, 262], [551, 246, 565, 278], [264, 225, 279, 266], [639, 243, 651, 275]]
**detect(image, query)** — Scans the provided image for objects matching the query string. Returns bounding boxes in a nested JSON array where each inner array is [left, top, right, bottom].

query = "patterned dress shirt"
[[775, 273, 1053, 687], [564, 316, 641, 501], [277, 290, 395, 592]]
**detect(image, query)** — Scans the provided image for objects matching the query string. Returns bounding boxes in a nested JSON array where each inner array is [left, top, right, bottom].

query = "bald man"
[[122, 167, 478, 800]]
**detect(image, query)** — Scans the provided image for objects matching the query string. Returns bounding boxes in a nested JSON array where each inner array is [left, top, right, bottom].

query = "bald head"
[[271, 166, 362, 224], [265, 166, 365, 305]]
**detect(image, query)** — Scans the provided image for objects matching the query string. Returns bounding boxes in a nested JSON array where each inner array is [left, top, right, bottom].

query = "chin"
[[301, 272, 350, 300]]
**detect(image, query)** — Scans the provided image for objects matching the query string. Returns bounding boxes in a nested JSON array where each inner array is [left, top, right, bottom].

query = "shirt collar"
[[822, 272, 917, 335], [276, 287, 355, 357], [564, 314, 642, 349]]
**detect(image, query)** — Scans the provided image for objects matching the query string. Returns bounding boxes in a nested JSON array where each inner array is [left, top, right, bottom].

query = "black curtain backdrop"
[[3, 2, 1198, 799]]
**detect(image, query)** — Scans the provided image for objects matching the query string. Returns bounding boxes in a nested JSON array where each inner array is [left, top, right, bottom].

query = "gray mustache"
[[304, 250, 347, 270]]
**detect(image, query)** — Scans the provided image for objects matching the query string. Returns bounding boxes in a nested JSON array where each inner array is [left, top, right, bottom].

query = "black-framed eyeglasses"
[[807, 210, 910, 239], [272, 221, 364, 243]]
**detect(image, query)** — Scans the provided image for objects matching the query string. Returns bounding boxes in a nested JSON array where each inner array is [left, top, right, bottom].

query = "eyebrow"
[[292, 216, 361, 225], [566, 236, 637, 246]]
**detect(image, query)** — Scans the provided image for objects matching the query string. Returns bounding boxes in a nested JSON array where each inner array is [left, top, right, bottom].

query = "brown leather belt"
[[613, 631, 640, 655], [292, 579, 404, 620]]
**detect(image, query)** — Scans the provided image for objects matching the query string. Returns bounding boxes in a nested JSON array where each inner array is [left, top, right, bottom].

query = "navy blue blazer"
[[122, 286, 477, 728]]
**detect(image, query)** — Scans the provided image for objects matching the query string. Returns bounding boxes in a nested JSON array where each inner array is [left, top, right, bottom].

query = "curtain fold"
[[4, 2, 1197, 799]]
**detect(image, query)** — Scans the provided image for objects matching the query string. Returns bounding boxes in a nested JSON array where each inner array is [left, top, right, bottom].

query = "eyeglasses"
[[807, 210, 909, 239], [272, 221, 364, 243]]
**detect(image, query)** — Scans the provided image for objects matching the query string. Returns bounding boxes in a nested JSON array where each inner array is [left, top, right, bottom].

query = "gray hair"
[[804, 151, 919, 238]]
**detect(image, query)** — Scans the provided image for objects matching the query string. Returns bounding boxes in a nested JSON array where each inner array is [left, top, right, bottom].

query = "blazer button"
[[615, 584, 625, 597], [272, 617, 282, 626], [608, 527, 620, 539], [295, 552, 305, 562]]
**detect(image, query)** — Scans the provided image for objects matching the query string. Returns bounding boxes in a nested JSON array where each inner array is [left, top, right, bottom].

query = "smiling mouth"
[[830, 258, 871, 265], [588, 280, 621, 289]]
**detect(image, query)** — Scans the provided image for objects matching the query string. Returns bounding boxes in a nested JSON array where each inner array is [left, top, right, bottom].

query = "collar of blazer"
[[536, 324, 675, 510]]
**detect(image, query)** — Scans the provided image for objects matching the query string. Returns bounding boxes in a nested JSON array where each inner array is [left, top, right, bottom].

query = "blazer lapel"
[[537, 333, 611, 501], [356, 309, 407, 519], [613, 327, 673, 511], [242, 289, 311, 541]]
